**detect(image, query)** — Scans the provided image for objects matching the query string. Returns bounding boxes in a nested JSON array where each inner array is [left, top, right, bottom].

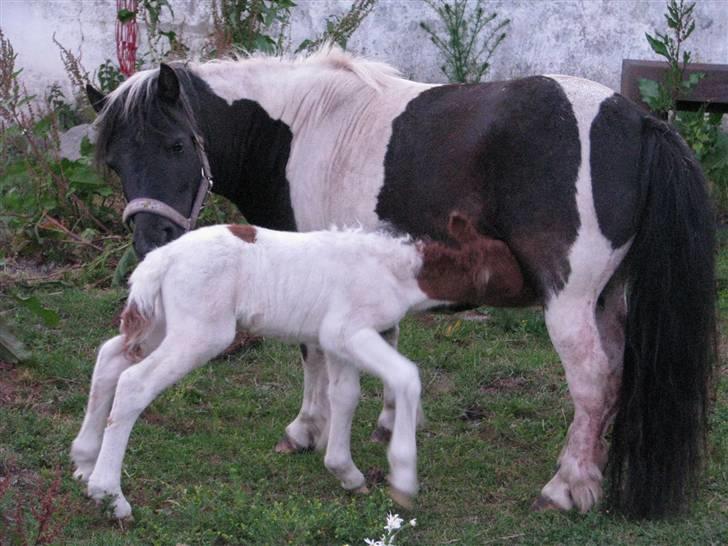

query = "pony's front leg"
[[71, 336, 133, 482], [87, 326, 233, 519], [276, 344, 330, 453], [536, 279, 625, 513], [322, 355, 366, 491]]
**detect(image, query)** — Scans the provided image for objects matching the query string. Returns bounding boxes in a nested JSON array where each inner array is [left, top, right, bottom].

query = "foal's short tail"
[[120, 250, 169, 361], [607, 116, 717, 519]]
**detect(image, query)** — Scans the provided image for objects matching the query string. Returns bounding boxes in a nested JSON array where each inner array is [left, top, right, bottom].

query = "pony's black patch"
[[378, 77, 581, 297], [590, 94, 644, 248], [187, 73, 297, 232]]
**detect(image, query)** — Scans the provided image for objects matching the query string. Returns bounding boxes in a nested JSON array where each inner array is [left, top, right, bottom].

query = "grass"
[[1, 241, 727, 545]]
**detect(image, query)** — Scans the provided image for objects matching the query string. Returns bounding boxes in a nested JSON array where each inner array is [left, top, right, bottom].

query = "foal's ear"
[[448, 212, 479, 244], [86, 83, 107, 113], [157, 63, 180, 103]]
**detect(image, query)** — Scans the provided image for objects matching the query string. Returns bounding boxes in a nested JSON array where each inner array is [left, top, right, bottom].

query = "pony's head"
[[89, 64, 210, 258]]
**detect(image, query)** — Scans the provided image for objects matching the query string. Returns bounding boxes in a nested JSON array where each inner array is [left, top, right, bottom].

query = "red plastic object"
[[116, 0, 138, 78]]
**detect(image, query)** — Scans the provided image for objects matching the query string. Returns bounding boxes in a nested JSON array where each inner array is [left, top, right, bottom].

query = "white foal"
[[71, 214, 524, 519]]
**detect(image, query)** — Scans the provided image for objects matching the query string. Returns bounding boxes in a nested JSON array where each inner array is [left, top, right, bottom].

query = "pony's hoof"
[[531, 494, 563, 512], [370, 426, 392, 444], [389, 486, 414, 510], [274, 434, 307, 454]]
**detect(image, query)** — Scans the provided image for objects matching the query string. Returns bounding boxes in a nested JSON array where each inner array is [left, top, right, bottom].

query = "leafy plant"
[[0, 467, 67, 546], [95, 59, 125, 94], [420, 0, 509, 84], [1, 29, 126, 269], [638, 0, 703, 121], [297, 0, 377, 53], [207, 0, 297, 57], [139, 0, 189, 62], [638, 0, 728, 216]]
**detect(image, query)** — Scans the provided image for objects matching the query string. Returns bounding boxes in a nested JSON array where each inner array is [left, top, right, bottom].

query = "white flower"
[[385, 512, 404, 532], [409, 518, 417, 527], [364, 539, 384, 546]]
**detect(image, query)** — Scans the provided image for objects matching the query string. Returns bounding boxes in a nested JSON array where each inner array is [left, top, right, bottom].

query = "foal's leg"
[[330, 328, 421, 505], [71, 336, 133, 482], [536, 277, 626, 513], [371, 326, 398, 444], [87, 325, 234, 519], [371, 325, 426, 444], [323, 354, 366, 491], [276, 344, 331, 453], [71, 322, 165, 481]]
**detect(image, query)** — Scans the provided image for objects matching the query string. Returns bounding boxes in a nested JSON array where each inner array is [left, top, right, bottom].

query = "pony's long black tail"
[[607, 116, 717, 519]]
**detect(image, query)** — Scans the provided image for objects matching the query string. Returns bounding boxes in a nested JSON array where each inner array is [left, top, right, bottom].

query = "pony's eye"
[[171, 142, 184, 153]]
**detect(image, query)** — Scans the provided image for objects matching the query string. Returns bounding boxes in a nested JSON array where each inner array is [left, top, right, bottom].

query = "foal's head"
[[417, 212, 525, 305], [89, 64, 206, 258]]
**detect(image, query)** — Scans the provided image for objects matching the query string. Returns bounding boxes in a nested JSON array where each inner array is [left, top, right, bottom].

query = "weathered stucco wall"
[[1, 0, 726, 99]]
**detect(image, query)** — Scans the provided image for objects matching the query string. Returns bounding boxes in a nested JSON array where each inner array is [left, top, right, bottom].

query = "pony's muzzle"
[[131, 213, 184, 258]]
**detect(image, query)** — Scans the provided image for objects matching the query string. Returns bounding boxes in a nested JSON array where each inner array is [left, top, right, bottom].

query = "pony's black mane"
[[94, 64, 202, 167]]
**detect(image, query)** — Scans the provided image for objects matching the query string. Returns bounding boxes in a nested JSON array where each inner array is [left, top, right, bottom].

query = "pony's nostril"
[[163, 226, 175, 242]]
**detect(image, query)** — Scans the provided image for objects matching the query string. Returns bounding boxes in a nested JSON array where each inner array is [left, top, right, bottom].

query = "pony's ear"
[[158, 63, 180, 103], [448, 211, 479, 244], [86, 83, 107, 113]]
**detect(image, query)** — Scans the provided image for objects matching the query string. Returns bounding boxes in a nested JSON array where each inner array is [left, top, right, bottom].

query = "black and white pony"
[[85, 48, 716, 519]]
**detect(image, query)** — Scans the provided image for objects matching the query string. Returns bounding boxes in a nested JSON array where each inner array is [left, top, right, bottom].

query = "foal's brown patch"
[[120, 302, 148, 362], [228, 224, 257, 243], [417, 212, 533, 307]]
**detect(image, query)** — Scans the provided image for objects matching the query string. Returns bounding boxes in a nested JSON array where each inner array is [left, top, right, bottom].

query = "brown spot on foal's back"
[[228, 224, 257, 243]]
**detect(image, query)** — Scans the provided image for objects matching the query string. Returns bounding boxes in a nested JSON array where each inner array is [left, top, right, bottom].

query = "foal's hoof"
[[370, 426, 392, 444], [389, 487, 414, 510], [111, 497, 133, 521], [274, 434, 308, 454], [531, 494, 563, 512], [352, 484, 370, 495], [73, 466, 93, 483]]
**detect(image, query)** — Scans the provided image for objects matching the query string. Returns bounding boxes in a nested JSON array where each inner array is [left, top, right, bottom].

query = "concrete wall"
[[1, 0, 726, 100]]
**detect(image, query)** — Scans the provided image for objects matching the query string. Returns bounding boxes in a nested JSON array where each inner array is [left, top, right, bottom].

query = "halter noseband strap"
[[122, 135, 214, 232]]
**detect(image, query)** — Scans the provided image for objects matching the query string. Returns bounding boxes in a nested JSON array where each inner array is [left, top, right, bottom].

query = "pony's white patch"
[[193, 47, 437, 232], [539, 75, 632, 512]]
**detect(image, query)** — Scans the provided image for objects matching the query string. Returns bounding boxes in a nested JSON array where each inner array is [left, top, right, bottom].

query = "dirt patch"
[[427, 370, 455, 395], [412, 312, 437, 327], [480, 376, 528, 395], [0, 362, 46, 411], [455, 309, 491, 322], [460, 403, 490, 421]]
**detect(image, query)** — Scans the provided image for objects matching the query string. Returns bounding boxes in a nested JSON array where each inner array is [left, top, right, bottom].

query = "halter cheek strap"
[[121, 135, 214, 232]]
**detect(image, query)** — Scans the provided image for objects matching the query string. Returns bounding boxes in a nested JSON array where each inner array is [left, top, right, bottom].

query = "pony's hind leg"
[[71, 321, 165, 482], [536, 276, 626, 513], [87, 322, 235, 519], [276, 344, 331, 453]]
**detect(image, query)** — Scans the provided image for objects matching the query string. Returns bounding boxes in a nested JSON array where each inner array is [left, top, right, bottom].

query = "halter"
[[121, 134, 214, 232]]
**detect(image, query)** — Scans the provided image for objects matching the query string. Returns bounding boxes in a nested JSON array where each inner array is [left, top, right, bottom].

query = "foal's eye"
[[171, 142, 184, 153]]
